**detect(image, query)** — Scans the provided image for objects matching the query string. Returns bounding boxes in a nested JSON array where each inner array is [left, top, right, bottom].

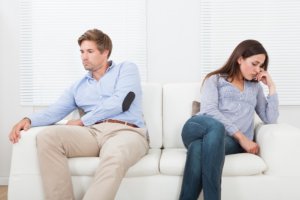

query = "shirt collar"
[[85, 60, 115, 80]]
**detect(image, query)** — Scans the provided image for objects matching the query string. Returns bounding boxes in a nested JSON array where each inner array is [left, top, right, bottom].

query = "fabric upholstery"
[[160, 149, 266, 176], [191, 100, 201, 116]]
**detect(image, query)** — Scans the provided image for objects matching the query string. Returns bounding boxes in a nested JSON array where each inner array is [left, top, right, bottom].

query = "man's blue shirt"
[[29, 61, 145, 128]]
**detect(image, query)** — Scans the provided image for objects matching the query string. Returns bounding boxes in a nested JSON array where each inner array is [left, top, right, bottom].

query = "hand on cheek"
[[257, 72, 267, 85]]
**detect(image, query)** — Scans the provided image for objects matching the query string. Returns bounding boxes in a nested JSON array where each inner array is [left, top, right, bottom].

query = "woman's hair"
[[204, 39, 268, 82], [78, 29, 113, 58]]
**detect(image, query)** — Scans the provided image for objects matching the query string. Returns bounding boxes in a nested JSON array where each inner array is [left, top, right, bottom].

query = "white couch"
[[8, 83, 300, 200]]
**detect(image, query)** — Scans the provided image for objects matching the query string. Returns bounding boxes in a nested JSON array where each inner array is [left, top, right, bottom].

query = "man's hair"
[[78, 29, 113, 58]]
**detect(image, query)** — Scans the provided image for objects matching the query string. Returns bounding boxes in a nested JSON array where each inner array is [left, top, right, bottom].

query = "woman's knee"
[[187, 115, 224, 130], [182, 116, 208, 138], [211, 119, 225, 134], [182, 115, 225, 145], [201, 117, 225, 139]]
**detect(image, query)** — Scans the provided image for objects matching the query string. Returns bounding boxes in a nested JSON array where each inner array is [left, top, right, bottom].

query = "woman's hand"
[[233, 131, 259, 154], [256, 69, 276, 95]]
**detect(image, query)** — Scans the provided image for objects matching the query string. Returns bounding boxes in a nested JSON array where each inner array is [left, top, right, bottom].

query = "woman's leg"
[[179, 139, 203, 200], [179, 115, 225, 200]]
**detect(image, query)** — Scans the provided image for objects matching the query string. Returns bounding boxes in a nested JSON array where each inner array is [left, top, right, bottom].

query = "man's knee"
[[101, 151, 129, 176], [101, 141, 143, 172], [36, 126, 61, 150]]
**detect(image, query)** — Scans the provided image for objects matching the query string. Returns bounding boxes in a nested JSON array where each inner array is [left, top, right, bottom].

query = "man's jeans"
[[179, 115, 244, 200]]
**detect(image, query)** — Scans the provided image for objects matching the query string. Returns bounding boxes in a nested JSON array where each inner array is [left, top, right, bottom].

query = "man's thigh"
[[99, 125, 149, 166], [37, 125, 100, 157]]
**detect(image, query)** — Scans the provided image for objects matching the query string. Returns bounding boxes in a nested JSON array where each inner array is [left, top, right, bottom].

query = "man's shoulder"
[[110, 61, 139, 75], [117, 61, 138, 70]]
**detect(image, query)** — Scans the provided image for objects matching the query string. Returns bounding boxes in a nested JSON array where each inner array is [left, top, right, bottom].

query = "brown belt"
[[95, 119, 138, 128]]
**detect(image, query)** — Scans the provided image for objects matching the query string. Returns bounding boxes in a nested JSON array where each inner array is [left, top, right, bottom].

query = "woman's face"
[[238, 54, 266, 81]]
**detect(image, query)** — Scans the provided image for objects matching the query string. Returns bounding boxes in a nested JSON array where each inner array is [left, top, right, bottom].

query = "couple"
[[9, 28, 278, 200]]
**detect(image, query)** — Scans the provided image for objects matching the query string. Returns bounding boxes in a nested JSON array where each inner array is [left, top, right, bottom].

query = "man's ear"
[[101, 49, 109, 57]]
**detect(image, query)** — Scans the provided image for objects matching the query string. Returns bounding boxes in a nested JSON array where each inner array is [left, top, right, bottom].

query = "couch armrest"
[[255, 123, 300, 176], [9, 127, 48, 176]]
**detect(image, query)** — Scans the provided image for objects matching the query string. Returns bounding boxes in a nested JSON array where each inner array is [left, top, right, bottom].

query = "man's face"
[[80, 40, 108, 72]]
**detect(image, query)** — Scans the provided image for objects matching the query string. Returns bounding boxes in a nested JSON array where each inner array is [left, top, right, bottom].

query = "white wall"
[[0, 0, 34, 185], [1, 0, 300, 185], [147, 0, 202, 83]]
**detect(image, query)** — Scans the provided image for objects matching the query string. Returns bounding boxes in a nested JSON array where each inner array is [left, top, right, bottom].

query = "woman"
[[179, 40, 279, 200]]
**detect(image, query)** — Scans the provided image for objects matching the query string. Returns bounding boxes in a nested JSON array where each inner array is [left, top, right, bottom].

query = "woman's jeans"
[[179, 115, 244, 200]]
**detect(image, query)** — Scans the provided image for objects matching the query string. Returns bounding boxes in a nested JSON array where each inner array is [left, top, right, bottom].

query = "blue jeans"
[[179, 115, 244, 200]]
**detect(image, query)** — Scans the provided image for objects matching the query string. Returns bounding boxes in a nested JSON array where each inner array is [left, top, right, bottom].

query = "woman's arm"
[[255, 71, 279, 124], [233, 130, 259, 154]]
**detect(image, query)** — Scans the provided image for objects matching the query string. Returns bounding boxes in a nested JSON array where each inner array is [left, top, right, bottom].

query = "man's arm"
[[9, 86, 77, 143], [9, 117, 31, 144], [28, 87, 77, 127]]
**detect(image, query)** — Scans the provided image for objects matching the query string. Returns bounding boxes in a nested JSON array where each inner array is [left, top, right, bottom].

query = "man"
[[9, 28, 149, 200]]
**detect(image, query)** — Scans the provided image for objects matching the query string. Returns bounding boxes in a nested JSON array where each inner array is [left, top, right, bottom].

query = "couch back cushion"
[[142, 83, 163, 148], [163, 83, 201, 148]]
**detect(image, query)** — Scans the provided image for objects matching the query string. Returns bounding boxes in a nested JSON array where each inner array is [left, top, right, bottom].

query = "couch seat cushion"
[[160, 148, 267, 176], [68, 148, 161, 177]]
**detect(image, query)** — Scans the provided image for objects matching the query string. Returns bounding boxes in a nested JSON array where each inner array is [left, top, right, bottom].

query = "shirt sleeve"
[[81, 62, 141, 126], [28, 86, 77, 127], [199, 75, 239, 136], [255, 84, 279, 124]]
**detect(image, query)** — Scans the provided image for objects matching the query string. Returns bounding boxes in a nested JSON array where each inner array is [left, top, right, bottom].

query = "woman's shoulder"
[[205, 74, 220, 82], [205, 73, 228, 84]]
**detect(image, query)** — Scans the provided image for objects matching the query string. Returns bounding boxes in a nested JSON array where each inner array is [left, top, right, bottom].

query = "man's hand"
[[66, 119, 84, 126], [9, 118, 31, 144], [233, 131, 259, 154]]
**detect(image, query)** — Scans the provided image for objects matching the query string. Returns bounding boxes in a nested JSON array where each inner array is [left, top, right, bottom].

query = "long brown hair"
[[204, 39, 269, 82]]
